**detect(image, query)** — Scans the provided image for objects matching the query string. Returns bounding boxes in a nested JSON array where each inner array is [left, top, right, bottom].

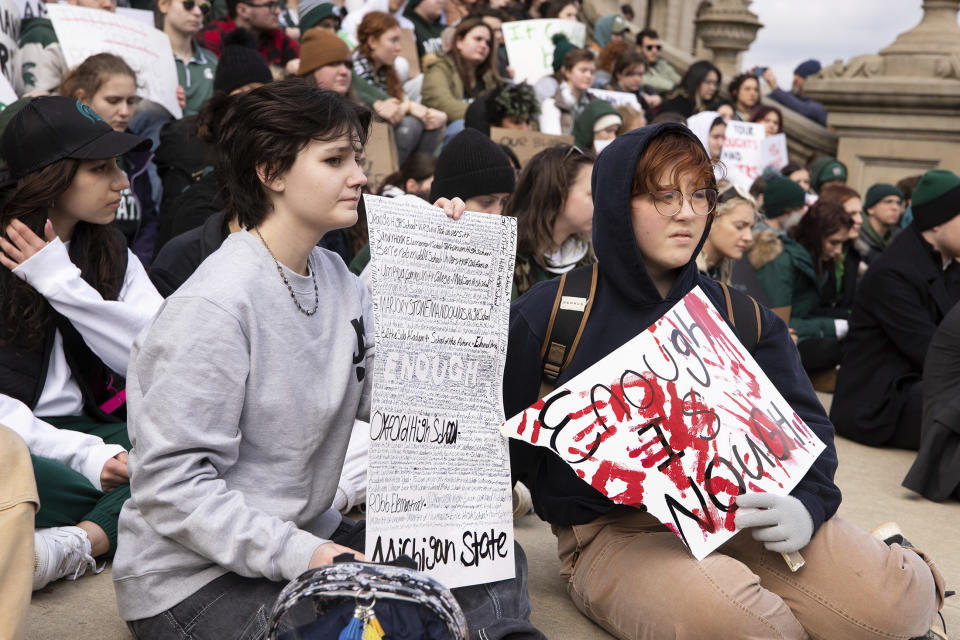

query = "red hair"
[[357, 11, 404, 100], [632, 131, 718, 197]]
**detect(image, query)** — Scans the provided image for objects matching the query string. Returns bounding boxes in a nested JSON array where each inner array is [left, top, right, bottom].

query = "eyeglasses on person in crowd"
[[240, 0, 282, 9], [181, 0, 212, 13], [644, 44, 662, 51], [643, 188, 718, 217]]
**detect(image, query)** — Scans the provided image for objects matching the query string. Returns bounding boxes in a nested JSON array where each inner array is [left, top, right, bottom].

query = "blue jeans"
[[127, 518, 544, 640]]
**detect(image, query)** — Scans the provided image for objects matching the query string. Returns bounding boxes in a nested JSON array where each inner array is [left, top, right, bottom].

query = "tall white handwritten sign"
[[47, 4, 182, 119], [501, 287, 825, 561], [720, 120, 765, 191], [365, 195, 517, 588], [502, 19, 586, 85]]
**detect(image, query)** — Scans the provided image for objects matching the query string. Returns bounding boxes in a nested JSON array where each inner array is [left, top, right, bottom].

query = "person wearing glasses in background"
[[198, 0, 300, 73], [634, 28, 679, 95], [16, 0, 118, 96], [158, 0, 218, 117], [502, 121, 946, 640]]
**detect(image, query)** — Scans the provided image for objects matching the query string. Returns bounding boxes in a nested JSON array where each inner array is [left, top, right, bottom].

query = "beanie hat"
[[298, 0, 341, 35], [863, 183, 904, 212], [429, 128, 516, 202], [763, 175, 807, 218], [809, 156, 847, 193], [911, 169, 960, 231], [552, 33, 577, 72], [572, 99, 620, 149], [214, 29, 273, 94], [297, 28, 351, 77], [794, 59, 821, 78]]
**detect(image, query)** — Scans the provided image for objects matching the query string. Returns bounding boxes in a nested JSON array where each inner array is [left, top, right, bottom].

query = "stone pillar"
[[804, 0, 960, 194], [693, 0, 761, 80]]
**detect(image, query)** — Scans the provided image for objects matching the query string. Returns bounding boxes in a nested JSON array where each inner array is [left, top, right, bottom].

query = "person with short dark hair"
[[198, 0, 300, 70], [760, 59, 828, 127], [605, 49, 658, 121], [635, 27, 680, 94], [832, 169, 960, 449]]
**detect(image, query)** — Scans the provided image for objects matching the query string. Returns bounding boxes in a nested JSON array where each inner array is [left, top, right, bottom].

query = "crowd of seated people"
[[0, 1, 956, 638]]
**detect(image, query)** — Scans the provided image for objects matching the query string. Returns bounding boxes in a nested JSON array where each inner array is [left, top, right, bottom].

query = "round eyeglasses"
[[642, 188, 718, 217]]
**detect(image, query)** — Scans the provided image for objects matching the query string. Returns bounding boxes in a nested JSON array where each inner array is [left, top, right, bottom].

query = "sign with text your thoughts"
[[503, 18, 585, 85], [365, 195, 518, 589], [501, 287, 825, 560]]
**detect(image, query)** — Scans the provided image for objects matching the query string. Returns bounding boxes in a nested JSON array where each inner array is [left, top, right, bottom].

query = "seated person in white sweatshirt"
[[0, 96, 162, 591]]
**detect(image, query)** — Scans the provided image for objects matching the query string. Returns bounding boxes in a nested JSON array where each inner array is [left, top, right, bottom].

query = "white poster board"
[[47, 4, 182, 118], [115, 6, 156, 27], [0, 0, 20, 85], [502, 18, 585, 85], [365, 195, 517, 589], [719, 120, 765, 191], [589, 88, 640, 111], [762, 132, 789, 170], [502, 287, 825, 561], [0, 72, 16, 107]]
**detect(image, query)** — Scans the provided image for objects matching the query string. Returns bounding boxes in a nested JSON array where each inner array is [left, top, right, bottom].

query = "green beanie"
[[763, 175, 807, 218], [911, 169, 960, 231], [552, 33, 577, 72], [572, 99, 621, 149], [810, 157, 847, 193], [863, 183, 904, 212], [298, 0, 340, 36]]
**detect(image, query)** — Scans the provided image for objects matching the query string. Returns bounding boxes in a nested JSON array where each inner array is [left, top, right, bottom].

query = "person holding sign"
[[0, 95, 160, 591], [502, 122, 944, 639], [538, 44, 596, 136]]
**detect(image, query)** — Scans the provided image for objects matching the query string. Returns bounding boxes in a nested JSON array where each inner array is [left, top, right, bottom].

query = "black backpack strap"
[[539, 263, 598, 397], [716, 280, 762, 356]]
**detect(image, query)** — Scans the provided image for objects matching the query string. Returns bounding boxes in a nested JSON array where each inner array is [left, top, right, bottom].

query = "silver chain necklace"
[[253, 227, 319, 316]]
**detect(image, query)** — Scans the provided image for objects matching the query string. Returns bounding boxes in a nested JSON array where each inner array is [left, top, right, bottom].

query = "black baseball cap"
[[0, 96, 151, 179]]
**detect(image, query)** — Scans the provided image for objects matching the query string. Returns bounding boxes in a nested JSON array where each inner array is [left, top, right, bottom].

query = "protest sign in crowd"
[[0, 0, 956, 638]]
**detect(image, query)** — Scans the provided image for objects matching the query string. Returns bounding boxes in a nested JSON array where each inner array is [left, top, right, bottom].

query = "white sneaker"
[[33, 526, 101, 591], [513, 482, 534, 519]]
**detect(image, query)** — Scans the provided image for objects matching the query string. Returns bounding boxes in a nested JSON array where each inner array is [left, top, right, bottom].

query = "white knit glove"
[[735, 493, 814, 553]]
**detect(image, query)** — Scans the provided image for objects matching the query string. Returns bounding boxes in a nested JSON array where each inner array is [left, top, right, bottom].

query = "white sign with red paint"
[[763, 133, 789, 170], [500, 287, 825, 561]]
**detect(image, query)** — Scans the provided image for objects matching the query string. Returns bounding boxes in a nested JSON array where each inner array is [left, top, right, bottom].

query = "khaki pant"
[[555, 507, 945, 640], [0, 425, 40, 640]]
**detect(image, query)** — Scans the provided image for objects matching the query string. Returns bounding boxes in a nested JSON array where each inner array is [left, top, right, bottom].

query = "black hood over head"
[[590, 122, 714, 307]]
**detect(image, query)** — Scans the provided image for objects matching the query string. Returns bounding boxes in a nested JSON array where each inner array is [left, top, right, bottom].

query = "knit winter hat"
[[763, 175, 807, 218], [911, 169, 960, 231], [297, 28, 351, 77], [429, 128, 516, 202], [552, 33, 577, 72], [809, 157, 847, 193], [572, 99, 620, 149], [213, 29, 273, 94], [863, 183, 904, 212], [794, 59, 821, 78], [298, 0, 341, 35]]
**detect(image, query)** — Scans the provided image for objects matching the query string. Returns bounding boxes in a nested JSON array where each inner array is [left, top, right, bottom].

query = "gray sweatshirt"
[[113, 231, 374, 620]]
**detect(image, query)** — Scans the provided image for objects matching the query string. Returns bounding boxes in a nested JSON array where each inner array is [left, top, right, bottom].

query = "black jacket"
[[150, 209, 229, 297], [831, 225, 960, 445], [503, 123, 841, 534], [903, 300, 960, 500]]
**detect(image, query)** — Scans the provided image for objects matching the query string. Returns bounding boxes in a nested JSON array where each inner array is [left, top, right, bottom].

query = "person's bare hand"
[[176, 85, 186, 110], [422, 108, 447, 130], [788, 328, 799, 345], [0, 218, 57, 271], [645, 93, 662, 108], [100, 451, 129, 492], [309, 542, 365, 568], [762, 68, 778, 90], [432, 197, 466, 220], [285, 58, 300, 76]]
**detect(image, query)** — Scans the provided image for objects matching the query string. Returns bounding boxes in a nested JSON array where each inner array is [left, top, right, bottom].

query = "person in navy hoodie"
[[502, 122, 946, 639]]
